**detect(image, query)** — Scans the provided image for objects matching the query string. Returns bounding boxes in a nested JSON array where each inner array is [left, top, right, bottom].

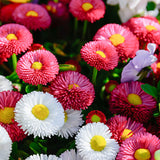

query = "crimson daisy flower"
[[49, 71, 95, 110], [106, 115, 146, 145], [123, 17, 160, 48], [80, 40, 119, 71], [12, 3, 51, 30], [28, 43, 46, 51], [16, 50, 59, 86], [109, 81, 157, 123], [69, 0, 106, 23], [85, 110, 106, 124], [93, 23, 139, 61], [116, 132, 160, 160], [0, 23, 33, 64], [0, 91, 27, 142]]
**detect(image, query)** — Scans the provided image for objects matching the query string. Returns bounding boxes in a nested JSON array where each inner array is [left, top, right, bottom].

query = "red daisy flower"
[[80, 40, 118, 71], [0, 23, 33, 64], [12, 3, 51, 30], [109, 81, 157, 123], [28, 43, 46, 51], [16, 50, 59, 86], [93, 23, 139, 61], [85, 110, 106, 124], [116, 132, 160, 160], [65, 59, 81, 72], [106, 115, 146, 144], [49, 71, 95, 110], [69, 0, 106, 23], [105, 80, 119, 94], [0, 91, 27, 142], [123, 17, 160, 48]]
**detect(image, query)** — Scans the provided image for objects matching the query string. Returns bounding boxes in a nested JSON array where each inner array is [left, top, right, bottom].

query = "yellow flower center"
[[52, 7, 56, 13], [134, 148, 151, 160], [96, 51, 106, 58], [108, 84, 116, 92], [121, 129, 133, 141], [68, 83, 79, 90], [31, 62, 42, 70], [154, 149, 160, 160], [9, 0, 30, 3], [145, 25, 157, 31], [157, 62, 160, 69], [82, 2, 93, 12], [109, 34, 125, 46], [26, 10, 38, 17], [64, 111, 68, 123], [90, 135, 106, 151], [31, 104, 49, 120], [46, 5, 52, 11], [127, 93, 142, 105], [0, 107, 14, 124], [6, 33, 17, 41], [91, 115, 101, 122]]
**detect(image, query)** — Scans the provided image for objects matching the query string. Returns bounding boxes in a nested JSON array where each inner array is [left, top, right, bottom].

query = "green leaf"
[[146, 1, 156, 11], [141, 84, 157, 99], [29, 142, 42, 154], [25, 84, 37, 93]]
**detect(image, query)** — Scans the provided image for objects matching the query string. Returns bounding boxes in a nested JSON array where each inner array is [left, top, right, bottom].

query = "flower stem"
[[74, 18, 78, 37], [12, 53, 17, 71], [82, 20, 88, 39], [59, 64, 76, 71], [37, 84, 42, 91], [92, 67, 98, 86]]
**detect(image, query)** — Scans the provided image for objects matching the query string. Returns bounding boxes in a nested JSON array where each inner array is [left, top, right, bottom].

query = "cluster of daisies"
[[0, 0, 160, 160]]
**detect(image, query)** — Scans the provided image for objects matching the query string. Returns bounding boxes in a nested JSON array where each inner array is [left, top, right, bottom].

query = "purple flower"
[[121, 43, 157, 83]]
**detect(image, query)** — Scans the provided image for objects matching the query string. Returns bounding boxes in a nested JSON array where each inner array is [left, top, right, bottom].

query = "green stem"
[[12, 53, 17, 71], [37, 84, 42, 91], [74, 18, 78, 37], [92, 67, 98, 86], [82, 20, 88, 39], [59, 64, 76, 71]]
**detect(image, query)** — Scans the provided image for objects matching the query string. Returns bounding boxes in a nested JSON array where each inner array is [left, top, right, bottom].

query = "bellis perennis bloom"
[[121, 43, 157, 83]]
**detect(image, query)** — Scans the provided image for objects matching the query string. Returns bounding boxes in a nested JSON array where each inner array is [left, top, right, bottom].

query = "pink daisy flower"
[[116, 132, 160, 160], [69, 0, 106, 23], [93, 23, 139, 61], [0, 91, 27, 142], [80, 40, 118, 71], [124, 17, 160, 48], [49, 71, 95, 110], [109, 81, 157, 123], [106, 115, 146, 144], [0, 23, 33, 64], [12, 3, 51, 30], [16, 50, 59, 86]]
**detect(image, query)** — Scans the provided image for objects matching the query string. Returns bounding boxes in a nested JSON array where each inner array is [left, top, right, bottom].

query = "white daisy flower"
[[0, 75, 13, 92], [75, 122, 119, 160], [14, 91, 64, 139], [25, 154, 62, 160], [0, 125, 12, 160], [57, 109, 84, 139]]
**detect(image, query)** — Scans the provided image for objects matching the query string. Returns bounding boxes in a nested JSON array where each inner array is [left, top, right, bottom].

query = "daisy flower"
[[57, 109, 84, 139], [0, 125, 12, 160], [25, 154, 61, 160], [116, 132, 160, 160], [59, 0, 71, 4], [49, 71, 95, 110], [16, 50, 59, 86], [0, 23, 33, 64], [14, 91, 64, 139], [109, 81, 157, 123], [124, 17, 160, 48], [106, 115, 146, 144], [28, 43, 46, 51], [69, 0, 106, 23], [12, 3, 51, 30], [0, 75, 13, 92], [0, 91, 27, 142], [85, 110, 106, 124], [75, 122, 119, 160], [93, 23, 139, 61], [80, 40, 119, 71]]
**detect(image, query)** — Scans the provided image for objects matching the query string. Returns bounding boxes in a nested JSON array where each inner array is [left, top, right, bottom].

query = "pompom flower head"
[[0, 91, 27, 142], [75, 122, 119, 160], [80, 40, 119, 71], [69, 0, 106, 23], [109, 81, 157, 123], [0, 125, 12, 160], [14, 91, 64, 139], [12, 3, 51, 30], [121, 43, 157, 83], [25, 154, 61, 160], [93, 23, 139, 61], [16, 50, 59, 86], [0, 75, 13, 92], [49, 71, 95, 110], [0, 23, 33, 64]]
